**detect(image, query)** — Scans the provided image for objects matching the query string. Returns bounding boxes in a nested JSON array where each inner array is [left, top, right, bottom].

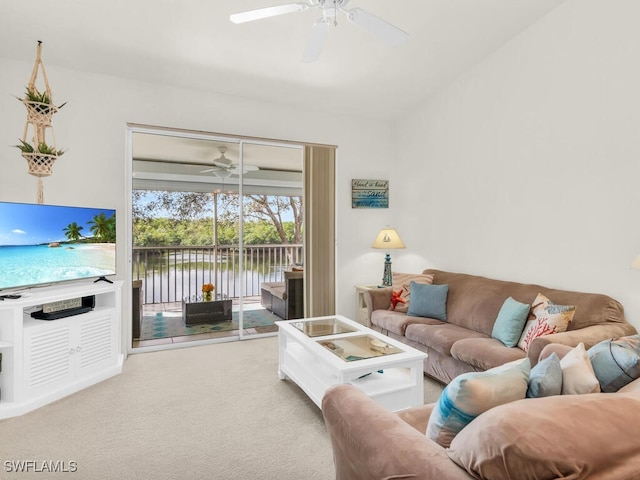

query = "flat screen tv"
[[0, 201, 116, 291]]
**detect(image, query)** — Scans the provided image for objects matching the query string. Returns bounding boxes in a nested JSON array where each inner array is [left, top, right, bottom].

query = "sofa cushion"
[[371, 310, 442, 336], [450, 337, 526, 371], [405, 322, 487, 356], [491, 297, 530, 347], [560, 343, 600, 395], [588, 334, 640, 392], [426, 359, 530, 448], [447, 394, 640, 480], [390, 272, 434, 313], [407, 282, 448, 321], [526, 352, 562, 398], [517, 293, 576, 352]]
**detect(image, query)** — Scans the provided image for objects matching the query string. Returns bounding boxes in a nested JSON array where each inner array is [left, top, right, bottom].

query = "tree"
[[244, 195, 303, 245], [89, 212, 116, 242], [63, 222, 83, 242], [132, 190, 302, 246]]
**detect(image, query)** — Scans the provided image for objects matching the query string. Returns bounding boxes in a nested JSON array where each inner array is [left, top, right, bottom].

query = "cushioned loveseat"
[[364, 269, 637, 384], [322, 343, 640, 480]]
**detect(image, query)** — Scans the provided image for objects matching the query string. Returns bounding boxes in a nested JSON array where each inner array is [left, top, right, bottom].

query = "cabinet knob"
[[76, 346, 82, 353], [69, 348, 75, 355]]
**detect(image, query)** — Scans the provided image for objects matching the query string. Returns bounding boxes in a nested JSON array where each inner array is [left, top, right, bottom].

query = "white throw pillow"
[[560, 343, 600, 395]]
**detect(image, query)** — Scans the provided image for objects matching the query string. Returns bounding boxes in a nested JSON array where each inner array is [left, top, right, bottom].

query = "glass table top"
[[318, 334, 403, 361], [291, 317, 358, 337]]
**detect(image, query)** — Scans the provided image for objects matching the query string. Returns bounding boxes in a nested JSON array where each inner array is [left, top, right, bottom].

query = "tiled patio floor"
[[132, 296, 277, 348]]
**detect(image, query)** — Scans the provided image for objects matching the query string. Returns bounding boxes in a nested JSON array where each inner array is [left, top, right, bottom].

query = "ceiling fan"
[[230, 0, 409, 63], [200, 147, 259, 177]]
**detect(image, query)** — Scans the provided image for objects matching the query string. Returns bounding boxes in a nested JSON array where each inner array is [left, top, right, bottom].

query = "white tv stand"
[[0, 280, 123, 419]]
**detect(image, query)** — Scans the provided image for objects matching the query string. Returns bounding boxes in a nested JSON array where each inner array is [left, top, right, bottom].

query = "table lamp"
[[631, 255, 640, 270], [372, 228, 406, 287]]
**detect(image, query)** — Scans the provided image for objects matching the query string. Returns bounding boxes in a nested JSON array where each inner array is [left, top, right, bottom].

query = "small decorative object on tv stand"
[[31, 295, 96, 320]]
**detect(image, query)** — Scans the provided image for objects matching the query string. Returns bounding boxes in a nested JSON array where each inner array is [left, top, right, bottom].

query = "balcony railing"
[[132, 244, 303, 305]]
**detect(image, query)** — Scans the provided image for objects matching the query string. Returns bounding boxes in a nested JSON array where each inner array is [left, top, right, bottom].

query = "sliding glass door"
[[128, 127, 304, 350], [238, 141, 304, 339]]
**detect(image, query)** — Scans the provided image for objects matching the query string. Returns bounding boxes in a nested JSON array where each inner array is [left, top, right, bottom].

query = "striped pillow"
[[588, 335, 640, 392]]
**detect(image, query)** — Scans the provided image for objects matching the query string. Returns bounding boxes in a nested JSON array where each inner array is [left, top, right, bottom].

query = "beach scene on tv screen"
[[0, 203, 116, 290]]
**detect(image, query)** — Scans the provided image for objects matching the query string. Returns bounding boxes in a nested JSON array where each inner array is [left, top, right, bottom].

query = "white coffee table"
[[276, 315, 427, 412]]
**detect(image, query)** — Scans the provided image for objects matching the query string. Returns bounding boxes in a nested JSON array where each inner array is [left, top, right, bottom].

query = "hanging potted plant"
[[15, 41, 66, 202], [14, 139, 65, 177], [18, 86, 66, 126]]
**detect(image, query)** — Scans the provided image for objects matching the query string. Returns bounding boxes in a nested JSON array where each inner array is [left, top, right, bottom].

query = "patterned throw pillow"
[[517, 293, 576, 352], [389, 272, 434, 313], [426, 359, 530, 448]]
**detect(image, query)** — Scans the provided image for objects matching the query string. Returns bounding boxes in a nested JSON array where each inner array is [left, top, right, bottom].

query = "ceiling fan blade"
[[229, 165, 260, 174], [200, 167, 220, 173], [230, 2, 309, 24], [301, 19, 329, 63], [346, 7, 409, 47], [213, 160, 232, 168]]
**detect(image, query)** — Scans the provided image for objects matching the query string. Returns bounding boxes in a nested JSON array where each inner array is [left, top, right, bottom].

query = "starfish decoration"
[[390, 289, 406, 310]]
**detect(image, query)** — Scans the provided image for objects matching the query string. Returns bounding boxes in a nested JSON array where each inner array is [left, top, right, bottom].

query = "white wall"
[[0, 57, 397, 337], [395, 0, 640, 330]]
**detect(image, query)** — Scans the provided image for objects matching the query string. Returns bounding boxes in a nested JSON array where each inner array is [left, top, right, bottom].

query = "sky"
[[0, 202, 115, 246]]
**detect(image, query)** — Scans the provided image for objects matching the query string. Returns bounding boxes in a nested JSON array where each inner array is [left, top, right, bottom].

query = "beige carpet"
[[0, 336, 444, 480]]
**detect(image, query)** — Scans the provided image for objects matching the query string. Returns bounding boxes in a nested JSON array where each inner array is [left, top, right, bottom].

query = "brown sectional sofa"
[[365, 269, 637, 384], [322, 353, 640, 480]]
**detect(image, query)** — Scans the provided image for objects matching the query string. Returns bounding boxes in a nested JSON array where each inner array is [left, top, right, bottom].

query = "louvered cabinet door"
[[23, 320, 74, 398], [77, 313, 116, 376]]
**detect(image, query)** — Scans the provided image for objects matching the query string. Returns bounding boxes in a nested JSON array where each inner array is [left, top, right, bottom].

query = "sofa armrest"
[[363, 287, 392, 324], [321, 385, 471, 480], [527, 323, 637, 366]]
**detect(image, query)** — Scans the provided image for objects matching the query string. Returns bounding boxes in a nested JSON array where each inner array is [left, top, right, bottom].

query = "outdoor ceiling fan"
[[200, 147, 259, 177], [230, 0, 409, 62]]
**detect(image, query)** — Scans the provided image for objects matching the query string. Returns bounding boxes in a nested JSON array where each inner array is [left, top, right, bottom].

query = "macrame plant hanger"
[[19, 41, 63, 204]]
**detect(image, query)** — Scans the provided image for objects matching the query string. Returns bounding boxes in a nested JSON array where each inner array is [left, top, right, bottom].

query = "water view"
[[0, 243, 116, 289]]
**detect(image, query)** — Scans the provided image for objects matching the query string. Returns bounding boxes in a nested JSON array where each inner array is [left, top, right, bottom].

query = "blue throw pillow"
[[491, 297, 531, 348], [526, 352, 562, 398], [407, 282, 448, 321]]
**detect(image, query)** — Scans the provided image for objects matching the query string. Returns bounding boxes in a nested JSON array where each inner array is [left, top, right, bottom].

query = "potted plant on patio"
[[202, 283, 215, 301]]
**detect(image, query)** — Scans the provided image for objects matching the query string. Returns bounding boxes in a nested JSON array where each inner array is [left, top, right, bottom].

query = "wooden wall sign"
[[351, 179, 389, 208]]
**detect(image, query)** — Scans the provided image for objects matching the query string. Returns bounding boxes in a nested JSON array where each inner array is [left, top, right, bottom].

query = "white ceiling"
[[0, 0, 565, 121]]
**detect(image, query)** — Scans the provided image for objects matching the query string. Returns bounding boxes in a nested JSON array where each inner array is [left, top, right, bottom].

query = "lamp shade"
[[372, 228, 406, 249], [630, 254, 640, 269]]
